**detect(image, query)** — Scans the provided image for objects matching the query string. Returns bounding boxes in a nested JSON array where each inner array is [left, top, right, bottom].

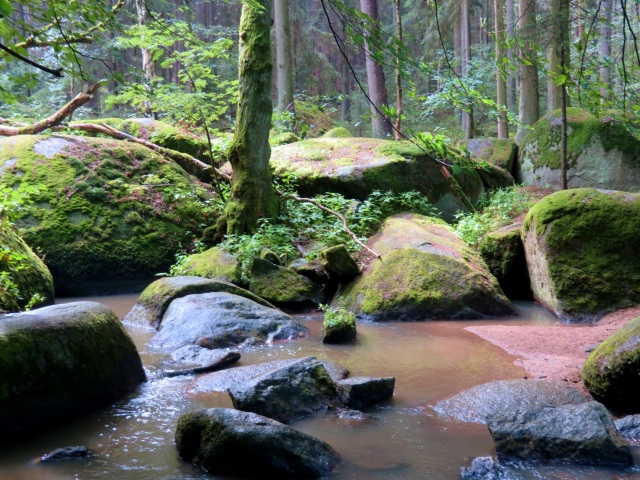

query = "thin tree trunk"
[[224, 0, 278, 235], [461, 0, 474, 138], [547, 0, 570, 112], [274, 0, 295, 126], [394, 0, 403, 140], [135, 0, 156, 117], [494, 0, 509, 138], [506, 0, 516, 111], [599, 0, 613, 102], [515, 0, 540, 144], [340, 22, 352, 123]]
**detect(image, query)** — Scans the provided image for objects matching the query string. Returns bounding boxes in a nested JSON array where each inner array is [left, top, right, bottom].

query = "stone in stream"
[[161, 346, 241, 378], [148, 292, 308, 352], [175, 408, 340, 478], [460, 456, 522, 480], [0, 302, 146, 443], [39, 446, 90, 463], [335, 376, 395, 409], [615, 414, 640, 441]]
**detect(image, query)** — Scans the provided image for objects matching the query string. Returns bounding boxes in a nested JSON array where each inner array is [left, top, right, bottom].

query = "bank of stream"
[[0, 296, 638, 479]]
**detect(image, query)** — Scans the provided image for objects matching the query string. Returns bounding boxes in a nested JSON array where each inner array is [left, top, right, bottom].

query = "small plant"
[[319, 304, 356, 344]]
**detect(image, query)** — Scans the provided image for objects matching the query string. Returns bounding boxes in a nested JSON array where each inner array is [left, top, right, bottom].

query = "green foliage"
[[319, 303, 356, 329], [455, 187, 535, 246]]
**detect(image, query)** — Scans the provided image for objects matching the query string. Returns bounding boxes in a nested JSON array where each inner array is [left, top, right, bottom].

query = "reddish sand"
[[466, 307, 640, 387]]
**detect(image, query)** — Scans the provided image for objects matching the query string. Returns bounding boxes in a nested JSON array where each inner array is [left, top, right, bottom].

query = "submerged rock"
[[175, 408, 340, 478], [487, 401, 632, 465], [148, 292, 307, 351], [0, 302, 145, 442], [335, 376, 395, 409], [460, 456, 520, 480], [39, 446, 90, 463]]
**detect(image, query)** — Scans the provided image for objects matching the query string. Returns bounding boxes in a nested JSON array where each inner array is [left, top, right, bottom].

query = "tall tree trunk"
[[506, 0, 516, 111], [359, 0, 393, 138], [598, 0, 613, 102], [494, 0, 508, 138], [135, 0, 156, 117], [225, 0, 278, 235], [547, 0, 570, 112], [515, 0, 540, 144], [274, 0, 295, 126], [393, 0, 403, 140], [461, 0, 474, 138], [340, 21, 352, 123]]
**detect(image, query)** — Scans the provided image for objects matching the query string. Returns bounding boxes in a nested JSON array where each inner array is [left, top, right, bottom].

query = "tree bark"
[[135, 0, 156, 117], [461, 0, 474, 139], [393, 0, 403, 140], [598, 0, 613, 102], [494, 0, 509, 138], [359, 0, 393, 138], [515, 0, 540, 144], [340, 25, 352, 123], [274, 0, 295, 123], [506, 0, 516, 111], [547, 0, 570, 112], [224, 0, 278, 235]]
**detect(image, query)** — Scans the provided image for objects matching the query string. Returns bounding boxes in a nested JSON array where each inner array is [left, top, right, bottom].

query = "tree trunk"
[[340, 22, 351, 123], [461, 0, 474, 139], [506, 0, 516, 111], [225, 0, 278, 235], [274, 0, 295, 125], [135, 0, 156, 117], [547, 0, 570, 112], [515, 0, 540, 144], [494, 0, 508, 138], [599, 0, 613, 102], [359, 0, 393, 138], [393, 0, 403, 140]]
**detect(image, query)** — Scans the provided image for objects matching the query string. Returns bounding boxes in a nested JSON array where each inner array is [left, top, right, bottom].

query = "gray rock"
[[319, 244, 360, 280], [433, 379, 592, 424], [487, 401, 633, 465], [162, 347, 241, 378], [148, 292, 307, 351], [228, 356, 339, 423], [320, 360, 350, 382], [40, 446, 90, 462], [615, 414, 640, 440], [175, 408, 340, 478], [124, 276, 274, 329], [336, 376, 395, 409], [248, 258, 326, 306], [460, 456, 520, 480]]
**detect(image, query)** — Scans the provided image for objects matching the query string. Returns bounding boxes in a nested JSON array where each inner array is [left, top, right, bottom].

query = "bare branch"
[[0, 41, 63, 77]]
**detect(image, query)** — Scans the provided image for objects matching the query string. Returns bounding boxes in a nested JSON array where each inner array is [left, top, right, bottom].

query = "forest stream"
[[0, 296, 638, 480]]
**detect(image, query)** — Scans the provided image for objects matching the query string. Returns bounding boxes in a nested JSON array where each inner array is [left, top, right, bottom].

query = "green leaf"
[[0, 0, 13, 17]]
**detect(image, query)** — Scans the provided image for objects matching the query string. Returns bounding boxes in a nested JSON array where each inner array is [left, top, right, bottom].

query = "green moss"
[[296, 101, 334, 137], [248, 258, 323, 305], [175, 247, 242, 284], [270, 131, 300, 147], [322, 127, 351, 138]]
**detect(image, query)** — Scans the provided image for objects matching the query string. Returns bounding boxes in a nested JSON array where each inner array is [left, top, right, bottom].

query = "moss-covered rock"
[[296, 101, 334, 137], [459, 138, 518, 172], [0, 135, 217, 293], [323, 127, 352, 138], [0, 224, 54, 311], [582, 316, 640, 414], [270, 137, 485, 220], [477, 163, 515, 190], [248, 258, 325, 306], [334, 214, 513, 320], [478, 224, 531, 299], [321, 307, 356, 344], [319, 244, 359, 281], [123, 276, 273, 329], [0, 301, 145, 442], [518, 109, 640, 191], [270, 131, 300, 147], [172, 247, 241, 284], [522, 188, 640, 321]]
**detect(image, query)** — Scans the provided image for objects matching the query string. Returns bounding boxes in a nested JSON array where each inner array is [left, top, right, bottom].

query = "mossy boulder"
[[334, 214, 513, 320], [248, 258, 325, 306], [0, 135, 217, 294], [296, 101, 334, 137], [582, 315, 640, 414], [518, 109, 640, 191], [270, 137, 485, 220], [0, 224, 54, 311], [123, 276, 273, 329], [321, 307, 356, 344], [459, 138, 518, 172], [270, 131, 300, 147], [522, 188, 640, 321], [323, 127, 352, 138], [478, 224, 531, 299], [318, 244, 359, 281], [171, 247, 241, 284], [0, 301, 146, 442]]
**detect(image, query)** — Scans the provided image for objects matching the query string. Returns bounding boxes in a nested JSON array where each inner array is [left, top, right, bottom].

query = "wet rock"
[[336, 408, 370, 421], [248, 258, 325, 306], [335, 377, 395, 409], [319, 244, 359, 281], [615, 414, 640, 440], [320, 360, 350, 382], [0, 302, 145, 443], [582, 315, 640, 414], [40, 446, 90, 462], [175, 408, 340, 478], [460, 456, 520, 480], [148, 292, 307, 351], [322, 308, 357, 344], [228, 356, 339, 423], [123, 276, 274, 329], [162, 347, 241, 378], [433, 379, 592, 424], [487, 401, 633, 465]]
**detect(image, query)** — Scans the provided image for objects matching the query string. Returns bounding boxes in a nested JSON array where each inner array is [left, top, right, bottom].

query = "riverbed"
[[0, 296, 638, 479]]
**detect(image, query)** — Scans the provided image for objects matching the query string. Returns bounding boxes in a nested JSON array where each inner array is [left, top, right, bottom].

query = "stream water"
[[0, 295, 639, 479]]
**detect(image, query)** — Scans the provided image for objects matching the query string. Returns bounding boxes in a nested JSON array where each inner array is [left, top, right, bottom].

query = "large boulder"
[[175, 408, 340, 478], [518, 108, 640, 191], [0, 223, 54, 311], [123, 276, 273, 329], [0, 135, 217, 294], [522, 188, 640, 321], [334, 214, 513, 320], [248, 258, 325, 306], [148, 292, 308, 351], [487, 401, 633, 465], [228, 356, 339, 423], [458, 137, 518, 172], [0, 302, 146, 442], [582, 315, 640, 414]]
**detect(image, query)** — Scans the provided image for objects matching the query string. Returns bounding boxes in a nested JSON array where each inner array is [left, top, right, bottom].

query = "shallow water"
[[1, 296, 638, 479]]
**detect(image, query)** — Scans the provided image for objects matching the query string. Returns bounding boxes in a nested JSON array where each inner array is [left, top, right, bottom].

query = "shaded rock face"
[[582, 315, 640, 414], [123, 276, 273, 329], [148, 292, 308, 351], [171, 247, 241, 284], [460, 456, 521, 480], [335, 377, 395, 409], [175, 408, 340, 478], [522, 188, 640, 321], [161, 347, 241, 378], [459, 138, 518, 172], [433, 379, 592, 424], [228, 356, 339, 424], [0, 224, 54, 311], [248, 258, 325, 306], [487, 401, 632, 466], [518, 108, 640, 192], [335, 214, 513, 321], [0, 135, 216, 294], [0, 302, 145, 442], [319, 244, 359, 281]]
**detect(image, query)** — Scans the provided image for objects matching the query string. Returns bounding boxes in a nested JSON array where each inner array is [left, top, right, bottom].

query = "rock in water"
[[39, 446, 90, 462], [161, 347, 241, 378], [148, 292, 307, 351], [175, 408, 340, 478], [335, 377, 395, 409], [487, 401, 632, 465], [614, 414, 640, 440], [460, 456, 521, 480], [228, 356, 338, 423], [170, 247, 242, 284], [0, 302, 145, 442]]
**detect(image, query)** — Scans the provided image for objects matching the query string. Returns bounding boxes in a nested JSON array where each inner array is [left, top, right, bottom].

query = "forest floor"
[[466, 306, 640, 388]]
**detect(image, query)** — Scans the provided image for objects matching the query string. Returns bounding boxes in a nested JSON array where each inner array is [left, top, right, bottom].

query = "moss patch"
[[322, 127, 351, 138], [174, 247, 241, 284], [248, 258, 324, 305]]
